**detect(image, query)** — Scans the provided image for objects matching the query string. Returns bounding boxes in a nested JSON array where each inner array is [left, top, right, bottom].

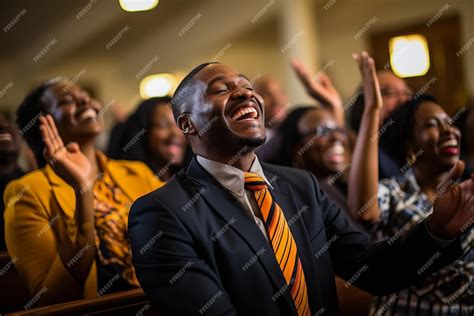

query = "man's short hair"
[[171, 62, 218, 120]]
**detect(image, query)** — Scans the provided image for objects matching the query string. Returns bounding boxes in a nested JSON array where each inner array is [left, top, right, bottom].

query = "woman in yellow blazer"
[[3, 78, 181, 306]]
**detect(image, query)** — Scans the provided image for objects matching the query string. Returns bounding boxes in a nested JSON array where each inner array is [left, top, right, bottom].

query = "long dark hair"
[[16, 78, 64, 168], [379, 94, 438, 166], [348, 87, 365, 132], [107, 97, 189, 175], [265, 106, 317, 167]]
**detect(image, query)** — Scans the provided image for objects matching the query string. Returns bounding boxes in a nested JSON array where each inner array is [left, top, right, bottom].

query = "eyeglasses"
[[301, 125, 347, 138], [381, 89, 412, 99]]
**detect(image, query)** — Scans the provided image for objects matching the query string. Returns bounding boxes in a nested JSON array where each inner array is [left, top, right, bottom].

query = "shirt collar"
[[196, 154, 273, 196]]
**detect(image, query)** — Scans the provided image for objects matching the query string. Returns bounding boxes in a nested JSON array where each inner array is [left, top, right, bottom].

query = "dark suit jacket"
[[128, 157, 462, 316]]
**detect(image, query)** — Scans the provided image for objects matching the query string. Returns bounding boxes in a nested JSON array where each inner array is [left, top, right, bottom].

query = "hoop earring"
[[177, 114, 191, 134], [406, 150, 417, 165]]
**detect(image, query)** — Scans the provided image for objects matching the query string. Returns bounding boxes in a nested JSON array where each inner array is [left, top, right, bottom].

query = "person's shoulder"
[[261, 163, 318, 197], [379, 174, 406, 193], [261, 162, 313, 183], [107, 158, 153, 175], [130, 170, 189, 213], [3, 168, 51, 216], [151, 172, 188, 198], [5, 168, 49, 194], [378, 175, 407, 210], [380, 177, 398, 186]]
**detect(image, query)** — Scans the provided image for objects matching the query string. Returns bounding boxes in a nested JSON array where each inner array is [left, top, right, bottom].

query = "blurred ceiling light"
[[389, 34, 430, 78], [140, 74, 176, 98], [119, 0, 159, 12]]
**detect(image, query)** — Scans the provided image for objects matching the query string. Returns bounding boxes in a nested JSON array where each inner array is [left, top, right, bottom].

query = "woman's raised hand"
[[353, 51, 382, 111], [39, 114, 93, 191], [290, 58, 344, 124]]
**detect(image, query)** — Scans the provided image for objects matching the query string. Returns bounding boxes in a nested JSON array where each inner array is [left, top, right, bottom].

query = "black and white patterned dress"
[[371, 169, 473, 316]]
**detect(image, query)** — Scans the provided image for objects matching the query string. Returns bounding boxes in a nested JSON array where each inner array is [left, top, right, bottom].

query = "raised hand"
[[429, 161, 474, 239], [290, 58, 344, 124], [39, 114, 93, 191], [346, 51, 382, 224], [353, 51, 382, 111]]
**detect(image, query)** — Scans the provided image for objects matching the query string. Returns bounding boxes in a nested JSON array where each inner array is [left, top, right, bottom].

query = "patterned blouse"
[[371, 169, 473, 316], [93, 154, 140, 294]]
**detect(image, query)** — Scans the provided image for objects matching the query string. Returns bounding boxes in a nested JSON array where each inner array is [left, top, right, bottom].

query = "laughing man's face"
[[189, 64, 266, 152]]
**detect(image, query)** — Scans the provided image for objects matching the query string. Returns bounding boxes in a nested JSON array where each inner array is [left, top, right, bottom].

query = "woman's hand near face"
[[40, 114, 93, 191], [429, 160, 474, 239], [290, 58, 344, 126], [354, 51, 382, 111], [39, 114, 96, 283]]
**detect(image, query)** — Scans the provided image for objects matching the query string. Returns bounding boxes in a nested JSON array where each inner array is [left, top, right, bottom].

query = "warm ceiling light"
[[389, 34, 430, 78], [140, 74, 176, 98], [119, 0, 159, 12]]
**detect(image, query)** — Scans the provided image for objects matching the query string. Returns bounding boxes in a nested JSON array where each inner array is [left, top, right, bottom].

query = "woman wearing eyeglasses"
[[259, 105, 352, 210]]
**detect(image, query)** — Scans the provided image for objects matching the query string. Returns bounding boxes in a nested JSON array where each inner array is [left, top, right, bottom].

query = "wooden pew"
[[0, 251, 31, 314], [6, 288, 159, 315], [1, 250, 371, 315]]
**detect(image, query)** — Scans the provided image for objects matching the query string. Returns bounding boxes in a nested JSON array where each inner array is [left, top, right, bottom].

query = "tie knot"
[[244, 172, 267, 191]]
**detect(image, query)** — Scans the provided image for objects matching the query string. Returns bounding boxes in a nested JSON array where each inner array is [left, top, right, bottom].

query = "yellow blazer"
[[3, 155, 163, 305]]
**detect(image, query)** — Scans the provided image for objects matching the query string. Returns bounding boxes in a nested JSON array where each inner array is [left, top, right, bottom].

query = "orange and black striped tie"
[[244, 172, 310, 316]]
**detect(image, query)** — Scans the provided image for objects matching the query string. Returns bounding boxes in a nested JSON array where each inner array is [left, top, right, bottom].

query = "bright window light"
[[140, 74, 176, 98], [389, 34, 430, 78], [119, 0, 159, 12]]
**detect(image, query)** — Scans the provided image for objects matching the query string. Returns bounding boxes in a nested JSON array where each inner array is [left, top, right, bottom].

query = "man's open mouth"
[[229, 101, 260, 122], [0, 132, 13, 142]]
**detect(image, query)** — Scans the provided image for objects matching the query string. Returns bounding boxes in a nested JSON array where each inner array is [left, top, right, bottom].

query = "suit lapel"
[[186, 158, 297, 313], [44, 165, 76, 219], [43, 152, 143, 220], [97, 150, 140, 202], [107, 160, 139, 202]]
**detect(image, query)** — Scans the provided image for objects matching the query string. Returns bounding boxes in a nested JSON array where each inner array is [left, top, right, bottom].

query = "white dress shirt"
[[196, 154, 273, 241]]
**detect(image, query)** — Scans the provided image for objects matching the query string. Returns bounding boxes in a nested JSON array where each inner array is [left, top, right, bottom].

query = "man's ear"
[[177, 114, 197, 135]]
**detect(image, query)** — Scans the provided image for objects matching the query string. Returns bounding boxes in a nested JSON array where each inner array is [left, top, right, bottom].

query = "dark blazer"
[[128, 157, 462, 316]]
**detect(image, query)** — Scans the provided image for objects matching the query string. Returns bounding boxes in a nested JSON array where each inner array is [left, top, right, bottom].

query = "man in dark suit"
[[128, 61, 473, 316]]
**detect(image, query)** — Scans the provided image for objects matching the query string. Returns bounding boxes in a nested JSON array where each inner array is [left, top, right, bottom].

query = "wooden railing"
[[0, 251, 157, 315], [2, 250, 371, 315], [6, 288, 158, 315]]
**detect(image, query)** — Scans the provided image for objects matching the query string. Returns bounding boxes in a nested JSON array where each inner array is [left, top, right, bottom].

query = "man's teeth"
[[231, 107, 258, 121], [327, 144, 345, 155], [78, 108, 97, 120], [439, 139, 458, 148], [0, 133, 13, 141]]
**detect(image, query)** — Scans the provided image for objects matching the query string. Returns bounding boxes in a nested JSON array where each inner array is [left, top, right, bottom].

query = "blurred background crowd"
[[0, 0, 473, 315]]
